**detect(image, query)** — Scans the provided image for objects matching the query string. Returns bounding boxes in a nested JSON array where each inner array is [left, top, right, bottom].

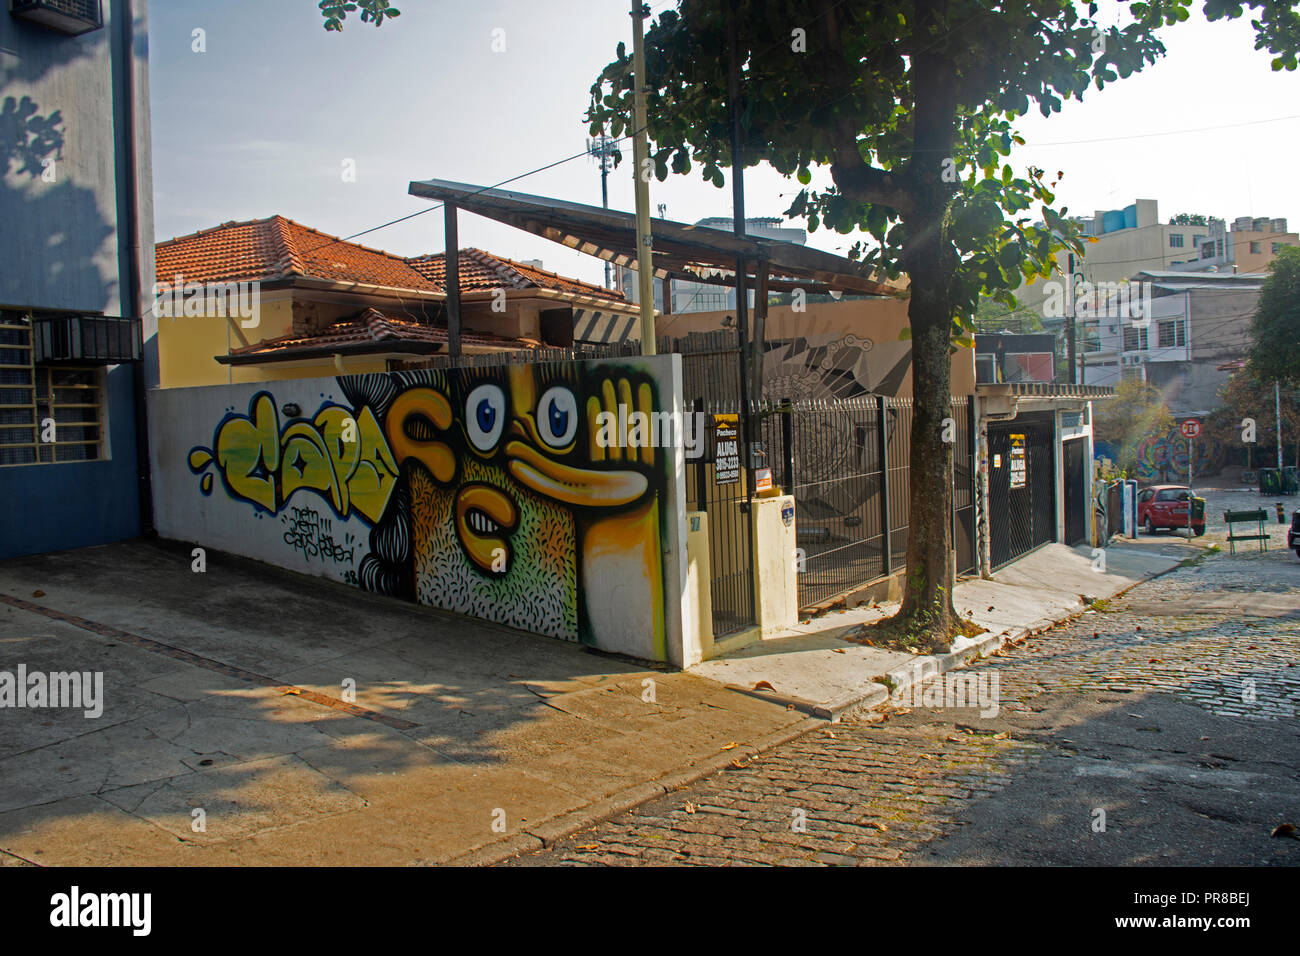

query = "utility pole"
[[1278, 379, 1285, 470], [586, 135, 621, 289], [726, 0, 752, 413], [1066, 253, 1077, 385], [630, 0, 656, 355]]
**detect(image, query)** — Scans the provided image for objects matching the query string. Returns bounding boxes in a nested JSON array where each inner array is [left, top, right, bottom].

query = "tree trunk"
[[891, 0, 959, 641], [895, 213, 957, 636]]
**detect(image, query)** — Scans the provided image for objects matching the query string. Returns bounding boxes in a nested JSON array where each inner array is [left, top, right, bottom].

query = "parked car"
[[1136, 485, 1205, 536], [1289, 509, 1300, 558]]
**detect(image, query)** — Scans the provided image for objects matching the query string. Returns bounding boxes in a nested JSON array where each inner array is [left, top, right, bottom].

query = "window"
[[1123, 326, 1148, 351], [1169, 234, 1184, 248], [1156, 489, 1180, 502], [1250, 241, 1262, 254], [1193, 235, 1206, 249], [1157, 319, 1186, 348], [1272, 243, 1283, 254], [0, 314, 104, 467], [1201, 243, 1216, 260], [1138, 489, 1154, 504]]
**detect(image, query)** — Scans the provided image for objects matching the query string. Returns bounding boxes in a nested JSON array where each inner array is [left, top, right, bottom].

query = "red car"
[[1136, 485, 1206, 536]]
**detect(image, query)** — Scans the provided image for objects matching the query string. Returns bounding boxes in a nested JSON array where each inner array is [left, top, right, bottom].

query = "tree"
[[1206, 370, 1300, 468], [585, 0, 1298, 647], [1093, 379, 1174, 476], [1248, 245, 1300, 387], [1170, 213, 1208, 226], [317, 1, 399, 31]]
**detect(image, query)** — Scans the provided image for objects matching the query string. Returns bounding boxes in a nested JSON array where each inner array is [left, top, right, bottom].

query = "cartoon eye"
[[537, 386, 578, 448], [465, 383, 505, 452]]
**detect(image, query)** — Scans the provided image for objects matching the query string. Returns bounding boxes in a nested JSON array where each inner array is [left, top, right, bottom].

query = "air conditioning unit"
[[9, 0, 102, 36]]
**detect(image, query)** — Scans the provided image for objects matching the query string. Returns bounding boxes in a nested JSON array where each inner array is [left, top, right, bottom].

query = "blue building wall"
[[0, 365, 141, 559], [0, 1, 153, 560]]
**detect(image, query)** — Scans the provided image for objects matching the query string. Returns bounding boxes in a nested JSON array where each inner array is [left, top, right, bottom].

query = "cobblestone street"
[[507, 545, 1300, 866]]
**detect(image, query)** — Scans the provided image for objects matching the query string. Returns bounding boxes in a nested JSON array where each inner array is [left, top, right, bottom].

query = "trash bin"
[[1282, 466, 1300, 496], [1259, 467, 1281, 495]]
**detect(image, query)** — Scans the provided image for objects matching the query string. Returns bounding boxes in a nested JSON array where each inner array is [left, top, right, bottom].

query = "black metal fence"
[[756, 393, 975, 613]]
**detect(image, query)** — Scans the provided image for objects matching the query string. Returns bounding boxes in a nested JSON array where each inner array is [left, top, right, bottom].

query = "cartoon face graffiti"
[[188, 361, 669, 659], [383, 364, 665, 651]]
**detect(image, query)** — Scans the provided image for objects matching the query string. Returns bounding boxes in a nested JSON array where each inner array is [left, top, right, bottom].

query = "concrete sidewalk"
[[691, 539, 1201, 719], [0, 540, 812, 866]]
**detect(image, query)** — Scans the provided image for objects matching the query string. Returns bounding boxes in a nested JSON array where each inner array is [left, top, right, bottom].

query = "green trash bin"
[[1282, 466, 1300, 496], [1260, 468, 1281, 495]]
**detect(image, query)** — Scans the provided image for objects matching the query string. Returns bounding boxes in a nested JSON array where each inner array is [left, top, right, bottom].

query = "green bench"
[[1223, 509, 1268, 555]]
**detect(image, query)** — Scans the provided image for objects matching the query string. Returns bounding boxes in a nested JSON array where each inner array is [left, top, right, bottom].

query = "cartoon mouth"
[[455, 483, 519, 576], [505, 439, 647, 508]]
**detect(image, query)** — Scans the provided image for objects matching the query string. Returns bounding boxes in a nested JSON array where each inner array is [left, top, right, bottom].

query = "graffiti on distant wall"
[[186, 364, 668, 655], [1094, 430, 1226, 481]]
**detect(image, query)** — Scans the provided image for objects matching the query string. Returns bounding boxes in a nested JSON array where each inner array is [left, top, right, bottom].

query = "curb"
[[439, 715, 825, 867]]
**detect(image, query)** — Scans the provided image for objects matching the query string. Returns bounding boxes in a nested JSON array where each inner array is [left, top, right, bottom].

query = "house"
[[974, 333, 1057, 385], [1012, 200, 1290, 329], [154, 217, 642, 387], [0, 0, 153, 560], [1170, 215, 1298, 275], [1079, 270, 1264, 417]]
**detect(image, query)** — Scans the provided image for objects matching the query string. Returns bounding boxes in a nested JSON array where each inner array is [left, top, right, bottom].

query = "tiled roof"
[[225, 309, 536, 360], [156, 216, 443, 293], [408, 248, 627, 303]]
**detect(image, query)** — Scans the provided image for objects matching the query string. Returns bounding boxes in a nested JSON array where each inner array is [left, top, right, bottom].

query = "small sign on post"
[[1181, 418, 1200, 535], [712, 415, 740, 486]]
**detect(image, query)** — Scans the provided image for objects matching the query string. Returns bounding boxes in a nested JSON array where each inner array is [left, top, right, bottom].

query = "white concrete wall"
[[148, 354, 693, 664]]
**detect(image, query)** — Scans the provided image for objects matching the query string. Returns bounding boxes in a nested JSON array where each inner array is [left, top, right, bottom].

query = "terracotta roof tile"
[[408, 248, 626, 303], [227, 309, 535, 358], [156, 216, 443, 293]]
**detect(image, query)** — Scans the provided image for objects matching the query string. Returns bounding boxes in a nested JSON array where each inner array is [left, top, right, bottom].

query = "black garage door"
[[988, 417, 1056, 569]]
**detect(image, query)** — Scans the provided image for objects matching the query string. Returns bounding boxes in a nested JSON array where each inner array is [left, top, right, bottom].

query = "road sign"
[[1180, 419, 1201, 439]]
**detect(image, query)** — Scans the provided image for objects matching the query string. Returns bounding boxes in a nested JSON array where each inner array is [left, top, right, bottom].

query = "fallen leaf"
[[1247, 645, 1257, 650], [577, 843, 600, 851], [1271, 823, 1299, 840], [729, 759, 749, 769], [992, 732, 1009, 740], [32, 589, 44, 598], [722, 741, 739, 751], [833, 648, 846, 654], [919, 752, 935, 760], [987, 606, 995, 612], [684, 802, 696, 814], [753, 680, 775, 692], [868, 821, 888, 831]]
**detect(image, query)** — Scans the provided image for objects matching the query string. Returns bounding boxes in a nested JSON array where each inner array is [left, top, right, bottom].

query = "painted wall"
[[0, 0, 153, 557], [148, 355, 691, 663], [661, 299, 976, 399], [1, 364, 142, 559]]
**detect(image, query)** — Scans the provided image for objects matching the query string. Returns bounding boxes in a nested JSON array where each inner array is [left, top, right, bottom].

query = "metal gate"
[[675, 332, 756, 639], [988, 417, 1057, 569], [1063, 438, 1086, 546], [760, 393, 975, 613]]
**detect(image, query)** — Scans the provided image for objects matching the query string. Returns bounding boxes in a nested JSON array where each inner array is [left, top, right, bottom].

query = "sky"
[[148, 0, 1300, 287]]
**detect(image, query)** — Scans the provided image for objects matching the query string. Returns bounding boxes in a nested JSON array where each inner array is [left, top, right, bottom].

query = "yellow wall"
[[160, 295, 389, 387]]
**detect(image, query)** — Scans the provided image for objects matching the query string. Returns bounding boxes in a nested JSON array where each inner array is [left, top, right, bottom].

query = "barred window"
[[0, 313, 104, 466]]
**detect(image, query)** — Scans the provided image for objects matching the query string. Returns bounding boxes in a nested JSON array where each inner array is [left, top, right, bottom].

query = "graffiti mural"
[[1094, 430, 1226, 481], [185, 363, 669, 657]]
